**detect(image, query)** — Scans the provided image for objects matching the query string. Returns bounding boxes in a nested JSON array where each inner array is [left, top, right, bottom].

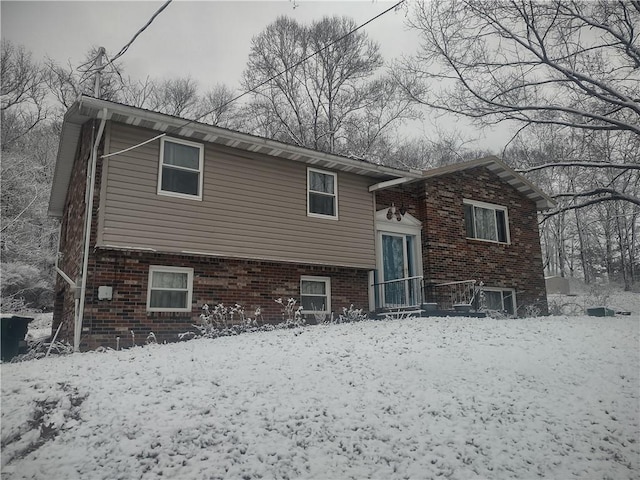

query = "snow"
[[2, 302, 639, 480], [24, 313, 53, 342]]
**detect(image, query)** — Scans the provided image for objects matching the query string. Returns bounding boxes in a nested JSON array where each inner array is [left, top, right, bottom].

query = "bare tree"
[[506, 125, 639, 288], [386, 128, 491, 170], [119, 75, 157, 108], [243, 15, 415, 160], [1, 121, 60, 311], [403, 0, 640, 136], [147, 76, 201, 118], [1, 40, 48, 150], [199, 84, 241, 129]]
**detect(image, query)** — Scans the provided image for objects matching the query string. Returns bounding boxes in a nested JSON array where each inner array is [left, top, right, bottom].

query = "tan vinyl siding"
[[99, 123, 376, 268]]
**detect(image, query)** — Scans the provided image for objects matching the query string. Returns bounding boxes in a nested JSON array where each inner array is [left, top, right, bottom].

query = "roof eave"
[[48, 103, 90, 217], [423, 156, 556, 212], [48, 95, 422, 218]]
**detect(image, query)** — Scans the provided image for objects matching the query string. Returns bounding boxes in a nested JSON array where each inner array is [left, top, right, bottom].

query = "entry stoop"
[[375, 303, 486, 319]]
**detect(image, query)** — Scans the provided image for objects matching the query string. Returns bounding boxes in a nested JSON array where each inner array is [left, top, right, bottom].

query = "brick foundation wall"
[[375, 168, 549, 315], [69, 249, 370, 350]]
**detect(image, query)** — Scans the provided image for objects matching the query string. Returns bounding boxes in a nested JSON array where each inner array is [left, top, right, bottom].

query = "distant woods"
[[1, 3, 638, 312]]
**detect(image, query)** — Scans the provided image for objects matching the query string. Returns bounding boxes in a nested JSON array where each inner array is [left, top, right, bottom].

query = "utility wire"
[[110, 0, 173, 64], [76, 1, 171, 90], [101, 0, 405, 158], [170, 0, 406, 132]]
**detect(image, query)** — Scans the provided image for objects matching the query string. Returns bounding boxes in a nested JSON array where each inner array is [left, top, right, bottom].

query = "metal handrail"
[[371, 276, 424, 310], [433, 280, 477, 287], [425, 279, 480, 310]]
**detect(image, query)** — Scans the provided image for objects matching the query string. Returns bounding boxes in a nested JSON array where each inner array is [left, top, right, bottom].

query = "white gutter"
[[75, 96, 424, 181], [75, 109, 107, 352]]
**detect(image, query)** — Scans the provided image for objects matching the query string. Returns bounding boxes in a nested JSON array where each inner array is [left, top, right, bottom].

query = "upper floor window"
[[307, 168, 338, 219], [158, 137, 204, 200], [147, 266, 193, 312], [464, 200, 510, 243]]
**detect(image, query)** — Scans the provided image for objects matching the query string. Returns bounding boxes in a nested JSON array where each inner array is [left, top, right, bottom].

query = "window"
[[158, 137, 204, 200], [482, 288, 516, 316], [464, 200, 510, 243], [307, 168, 338, 219], [147, 266, 194, 312], [300, 276, 331, 313]]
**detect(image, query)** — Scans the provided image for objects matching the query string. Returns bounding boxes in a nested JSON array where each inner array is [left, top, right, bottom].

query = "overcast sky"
[[1, 0, 509, 150]]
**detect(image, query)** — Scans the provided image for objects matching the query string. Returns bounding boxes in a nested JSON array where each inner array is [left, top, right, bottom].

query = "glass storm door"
[[381, 234, 415, 307]]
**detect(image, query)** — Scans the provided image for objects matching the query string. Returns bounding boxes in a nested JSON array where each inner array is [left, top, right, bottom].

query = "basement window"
[[158, 137, 204, 200], [482, 288, 516, 316], [147, 266, 193, 312], [307, 168, 338, 219], [300, 276, 331, 314], [464, 200, 510, 243]]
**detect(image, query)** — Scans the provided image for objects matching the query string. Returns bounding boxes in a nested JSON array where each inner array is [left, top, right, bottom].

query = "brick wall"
[[376, 168, 549, 315], [72, 250, 369, 350], [53, 121, 100, 343]]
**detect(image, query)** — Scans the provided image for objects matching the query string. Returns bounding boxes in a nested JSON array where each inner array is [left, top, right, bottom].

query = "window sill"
[[466, 237, 511, 246], [307, 212, 339, 220], [157, 190, 202, 201]]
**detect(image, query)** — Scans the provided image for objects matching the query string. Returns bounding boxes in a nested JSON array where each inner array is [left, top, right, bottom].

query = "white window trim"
[[463, 199, 511, 244], [307, 167, 338, 220], [157, 136, 204, 201], [482, 287, 517, 315], [374, 210, 424, 281], [300, 276, 331, 314], [147, 266, 194, 313]]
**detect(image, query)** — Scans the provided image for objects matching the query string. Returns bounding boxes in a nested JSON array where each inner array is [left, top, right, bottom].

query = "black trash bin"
[[1, 315, 33, 361]]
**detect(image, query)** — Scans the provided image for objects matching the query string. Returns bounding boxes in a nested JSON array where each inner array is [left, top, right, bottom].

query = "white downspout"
[[75, 109, 107, 352]]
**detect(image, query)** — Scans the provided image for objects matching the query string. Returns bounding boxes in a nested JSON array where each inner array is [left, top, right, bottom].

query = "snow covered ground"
[[1, 298, 639, 479]]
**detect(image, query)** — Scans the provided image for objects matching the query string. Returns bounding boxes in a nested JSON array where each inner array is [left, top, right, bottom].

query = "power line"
[[170, 0, 406, 132], [75, 1, 171, 90], [110, 0, 173, 64], [101, 0, 406, 158]]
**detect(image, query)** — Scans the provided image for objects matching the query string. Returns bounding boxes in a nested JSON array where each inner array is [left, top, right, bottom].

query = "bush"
[[0, 262, 53, 312]]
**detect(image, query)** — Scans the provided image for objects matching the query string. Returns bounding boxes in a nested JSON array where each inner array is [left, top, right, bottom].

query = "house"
[[49, 96, 554, 351]]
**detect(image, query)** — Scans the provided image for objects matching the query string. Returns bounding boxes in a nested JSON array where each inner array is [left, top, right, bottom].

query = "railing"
[[372, 275, 424, 310], [424, 280, 480, 311]]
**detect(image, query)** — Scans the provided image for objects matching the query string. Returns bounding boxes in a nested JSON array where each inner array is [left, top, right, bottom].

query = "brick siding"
[[376, 167, 549, 315], [53, 121, 99, 344], [61, 249, 369, 350]]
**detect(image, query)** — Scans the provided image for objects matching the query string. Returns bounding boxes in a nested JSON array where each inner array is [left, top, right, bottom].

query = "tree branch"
[[517, 162, 640, 173]]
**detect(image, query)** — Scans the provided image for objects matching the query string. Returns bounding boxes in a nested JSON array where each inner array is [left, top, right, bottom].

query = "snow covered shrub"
[[311, 308, 328, 324], [335, 305, 368, 323], [275, 298, 305, 326], [520, 303, 542, 318], [10, 337, 73, 362], [194, 302, 265, 338], [253, 306, 264, 326], [0, 262, 53, 312]]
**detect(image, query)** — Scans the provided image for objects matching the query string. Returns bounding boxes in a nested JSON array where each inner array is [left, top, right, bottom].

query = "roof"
[[48, 96, 423, 217], [421, 156, 556, 210]]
